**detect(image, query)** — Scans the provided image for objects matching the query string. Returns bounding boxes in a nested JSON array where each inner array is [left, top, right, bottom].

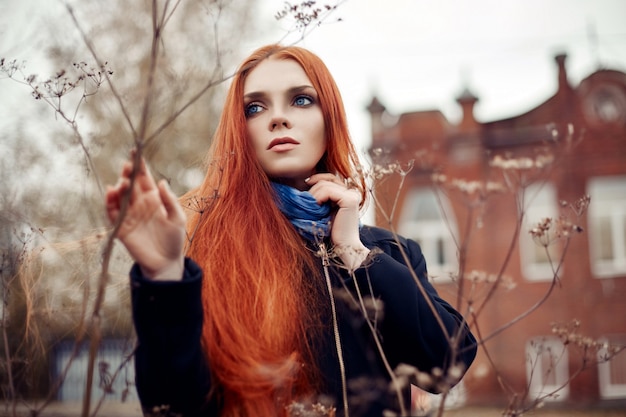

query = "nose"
[[269, 112, 291, 131]]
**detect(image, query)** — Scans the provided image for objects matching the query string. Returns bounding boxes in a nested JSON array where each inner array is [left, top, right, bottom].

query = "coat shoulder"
[[359, 225, 413, 254], [361, 225, 406, 244]]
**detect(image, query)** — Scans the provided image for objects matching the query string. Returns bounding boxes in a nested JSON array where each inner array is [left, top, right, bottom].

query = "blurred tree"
[[46, 0, 263, 197], [0, 0, 266, 341], [0, 0, 268, 405]]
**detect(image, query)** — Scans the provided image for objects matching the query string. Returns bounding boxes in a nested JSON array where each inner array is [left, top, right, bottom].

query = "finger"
[[158, 180, 186, 223], [128, 156, 158, 193], [118, 161, 142, 205], [309, 180, 361, 208], [308, 181, 343, 205], [112, 174, 136, 205], [105, 177, 128, 207], [121, 154, 158, 193], [105, 185, 121, 223], [306, 173, 344, 186]]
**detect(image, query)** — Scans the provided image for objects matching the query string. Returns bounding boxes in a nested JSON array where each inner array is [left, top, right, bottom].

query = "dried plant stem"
[[476, 235, 572, 347], [6, 64, 104, 195], [454, 204, 475, 311], [471, 314, 518, 400], [65, 3, 137, 139], [68, 0, 174, 414], [368, 179, 462, 417], [349, 268, 407, 415], [90, 349, 135, 417], [369, 186, 452, 341], [470, 210, 522, 322], [135, 0, 161, 147], [1, 281, 17, 417]]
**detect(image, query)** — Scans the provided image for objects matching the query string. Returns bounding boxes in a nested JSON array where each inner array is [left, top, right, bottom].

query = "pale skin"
[[105, 57, 369, 280]]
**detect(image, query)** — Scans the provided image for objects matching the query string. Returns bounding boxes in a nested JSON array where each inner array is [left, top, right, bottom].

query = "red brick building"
[[367, 54, 626, 408]]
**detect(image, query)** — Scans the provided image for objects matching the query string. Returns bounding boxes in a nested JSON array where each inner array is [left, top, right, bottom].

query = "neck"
[[271, 176, 311, 191]]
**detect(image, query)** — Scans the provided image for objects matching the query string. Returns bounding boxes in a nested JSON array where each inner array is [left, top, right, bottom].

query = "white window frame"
[[399, 188, 458, 282], [587, 176, 626, 278], [519, 182, 561, 281], [411, 379, 468, 413], [598, 335, 626, 399], [525, 336, 569, 402]]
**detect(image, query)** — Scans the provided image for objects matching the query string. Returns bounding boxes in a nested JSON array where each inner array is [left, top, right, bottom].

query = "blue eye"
[[294, 95, 313, 107], [245, 103, 263, 117]]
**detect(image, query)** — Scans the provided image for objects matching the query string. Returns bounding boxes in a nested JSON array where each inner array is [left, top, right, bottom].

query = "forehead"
[[243, 57, 313, 94]]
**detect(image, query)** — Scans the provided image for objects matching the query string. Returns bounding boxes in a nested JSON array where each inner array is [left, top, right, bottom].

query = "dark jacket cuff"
[[130, 258, 203, 330]]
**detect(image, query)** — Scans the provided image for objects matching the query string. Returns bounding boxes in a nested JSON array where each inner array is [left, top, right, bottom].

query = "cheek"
[[315, 120, 327, 155], [247, 121, 265, 152], [307, 111, 325, 145]]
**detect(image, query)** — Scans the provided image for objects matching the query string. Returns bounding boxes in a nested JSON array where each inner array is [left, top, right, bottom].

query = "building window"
[[53, 339, 136, 402], [587, 176, 626, 278], [411, 379, 467, 413], [526, 336, 569, 401], [399, 188, 458, 281], [519, 183, 561, 281], [598, 334, 626, 399]]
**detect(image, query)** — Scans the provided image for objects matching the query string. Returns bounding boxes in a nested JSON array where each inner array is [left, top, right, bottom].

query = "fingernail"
[[304, 177, 310, 182]]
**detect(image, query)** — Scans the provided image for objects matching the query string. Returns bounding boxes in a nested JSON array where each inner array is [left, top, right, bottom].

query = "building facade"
[[367, 54, 626, 408]]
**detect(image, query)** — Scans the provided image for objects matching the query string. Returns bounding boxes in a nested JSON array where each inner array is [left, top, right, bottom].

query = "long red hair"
[[183, 44, 366, 417]]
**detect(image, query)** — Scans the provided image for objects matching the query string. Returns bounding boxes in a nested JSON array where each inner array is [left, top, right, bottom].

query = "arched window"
[[597, 334, 626, 399], [526, 336, 570, 401], [519, 182, 560, 281], [587, 176, 626, 278], [399, 188, 458, 281]]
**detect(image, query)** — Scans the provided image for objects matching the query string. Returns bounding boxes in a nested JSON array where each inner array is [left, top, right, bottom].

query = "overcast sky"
[[257, 0, 626, 154], [2, 0, 626, 160]]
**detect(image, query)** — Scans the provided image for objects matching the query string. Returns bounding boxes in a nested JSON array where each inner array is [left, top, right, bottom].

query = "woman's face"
[[243, 57, 326, 190]]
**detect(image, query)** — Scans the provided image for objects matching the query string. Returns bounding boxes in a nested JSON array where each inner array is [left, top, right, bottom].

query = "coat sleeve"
[[130, 258, 216, 416], [353, 233, 477, 387]]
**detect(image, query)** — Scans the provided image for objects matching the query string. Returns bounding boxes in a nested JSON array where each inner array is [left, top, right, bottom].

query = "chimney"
[[555, 53, 571, 92], [456, 87, 479, 131], [366, 95, 387, 138]]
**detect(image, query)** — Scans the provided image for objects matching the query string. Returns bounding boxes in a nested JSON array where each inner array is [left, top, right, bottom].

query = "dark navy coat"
[[130, 225, 477, 416]]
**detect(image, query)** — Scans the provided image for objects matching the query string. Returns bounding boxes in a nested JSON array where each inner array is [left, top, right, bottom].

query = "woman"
[[105, 44, 477, 417]]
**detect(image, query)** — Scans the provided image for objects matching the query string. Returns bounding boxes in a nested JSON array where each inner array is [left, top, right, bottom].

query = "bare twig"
[[65, 3, 138, 140]]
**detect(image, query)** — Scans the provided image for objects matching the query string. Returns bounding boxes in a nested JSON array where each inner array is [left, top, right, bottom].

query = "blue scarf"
[[271, 182, 332, 241]]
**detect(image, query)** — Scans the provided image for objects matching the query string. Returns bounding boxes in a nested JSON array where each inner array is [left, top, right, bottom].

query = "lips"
[[267, 137, 300, 151]]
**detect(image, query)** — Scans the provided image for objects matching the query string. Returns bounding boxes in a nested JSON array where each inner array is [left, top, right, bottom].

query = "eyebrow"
[[243, 85, 316, 101]]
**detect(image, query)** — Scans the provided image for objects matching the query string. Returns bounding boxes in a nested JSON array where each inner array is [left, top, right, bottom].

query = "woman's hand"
[[105, 155, 187, 281], [305, 173, 370, 269]]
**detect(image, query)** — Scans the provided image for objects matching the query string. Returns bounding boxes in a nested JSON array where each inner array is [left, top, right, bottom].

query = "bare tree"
[[0, 0, 265, 415]]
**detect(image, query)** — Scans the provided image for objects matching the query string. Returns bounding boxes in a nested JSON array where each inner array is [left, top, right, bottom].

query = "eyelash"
[[244, 103, 263, 117], [244, 94, 315, 118], [293, 94, 314, 107]]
